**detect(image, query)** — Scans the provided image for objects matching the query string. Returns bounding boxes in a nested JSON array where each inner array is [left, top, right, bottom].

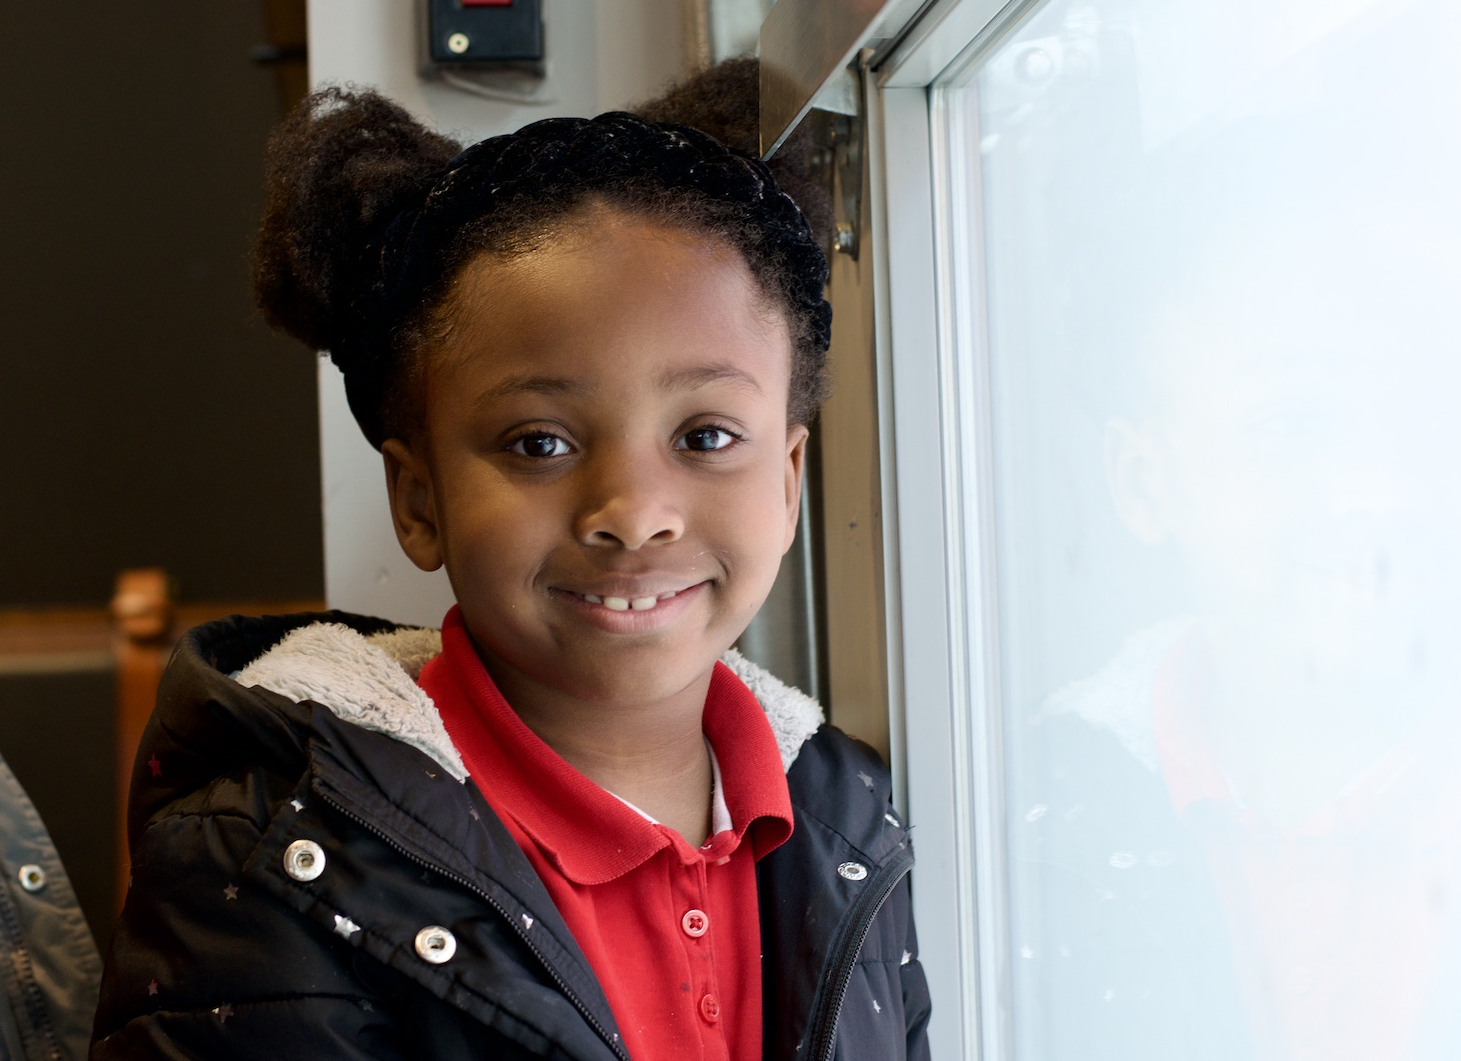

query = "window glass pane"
[[949, 1, 1461, 1058]]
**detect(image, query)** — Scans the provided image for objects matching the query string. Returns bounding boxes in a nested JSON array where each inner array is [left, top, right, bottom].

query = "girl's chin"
[[483, 646, 726, 711]]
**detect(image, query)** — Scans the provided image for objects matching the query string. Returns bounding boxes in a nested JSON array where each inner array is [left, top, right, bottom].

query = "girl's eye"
[[509, 433, 571, 458], [677, 426, 738, 452]]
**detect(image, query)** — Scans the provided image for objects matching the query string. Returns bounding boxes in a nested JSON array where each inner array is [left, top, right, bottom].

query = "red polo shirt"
[[419, 607, 794, 1061]]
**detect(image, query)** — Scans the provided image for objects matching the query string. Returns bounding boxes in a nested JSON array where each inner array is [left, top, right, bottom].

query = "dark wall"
[[0, 668, 116, 948], [0, 3, 323, 607]]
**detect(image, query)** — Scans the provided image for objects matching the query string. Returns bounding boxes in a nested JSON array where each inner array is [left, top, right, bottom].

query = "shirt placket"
[[675, 852, 729, 1061]]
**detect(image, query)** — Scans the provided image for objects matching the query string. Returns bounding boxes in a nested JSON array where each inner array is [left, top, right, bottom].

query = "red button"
[[681, 909, 709, 937], [700, 993, 721, 1023], [461, 0, 512, 6]]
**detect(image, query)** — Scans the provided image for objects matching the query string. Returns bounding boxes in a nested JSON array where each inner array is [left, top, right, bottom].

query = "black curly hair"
[[633, 57, 835, 250], [253, 74, 831, 450]]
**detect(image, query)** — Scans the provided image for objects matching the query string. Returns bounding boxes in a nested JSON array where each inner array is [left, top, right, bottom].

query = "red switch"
[[461, 0, 511, 6]]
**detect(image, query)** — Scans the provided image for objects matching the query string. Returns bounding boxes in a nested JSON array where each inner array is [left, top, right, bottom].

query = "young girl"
[[91, 72, 929, 1061]]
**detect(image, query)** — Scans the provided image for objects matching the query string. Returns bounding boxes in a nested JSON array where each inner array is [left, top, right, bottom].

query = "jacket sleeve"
[[0, 754, 102, 1061], [91, 794, 410, 1060]]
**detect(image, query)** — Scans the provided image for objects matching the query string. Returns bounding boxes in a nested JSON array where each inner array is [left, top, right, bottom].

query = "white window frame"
[[868, 3, 1046, 1057], [764, 2, 1069, 1055]]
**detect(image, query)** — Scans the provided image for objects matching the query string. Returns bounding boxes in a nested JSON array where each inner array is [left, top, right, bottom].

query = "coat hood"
[[223, 615, 826, 783]]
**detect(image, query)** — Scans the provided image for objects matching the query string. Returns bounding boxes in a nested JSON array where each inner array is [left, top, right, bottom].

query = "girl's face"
[[384, 207, 808, 711]]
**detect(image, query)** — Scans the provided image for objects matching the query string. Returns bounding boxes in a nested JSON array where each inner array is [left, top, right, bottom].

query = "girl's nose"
[[573, 460, 685, 550]]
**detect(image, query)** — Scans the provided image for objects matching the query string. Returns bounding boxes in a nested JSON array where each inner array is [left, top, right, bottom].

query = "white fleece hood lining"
[[233, 623, 824, 783]]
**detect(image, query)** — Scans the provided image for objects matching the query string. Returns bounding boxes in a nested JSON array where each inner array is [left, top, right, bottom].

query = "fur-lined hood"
[[232, 620, 826, 784]]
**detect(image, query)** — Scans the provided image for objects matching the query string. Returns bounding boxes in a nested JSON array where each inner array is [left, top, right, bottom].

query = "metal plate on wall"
[[759, 0, 927, 157], [427, 0, 543, 64]]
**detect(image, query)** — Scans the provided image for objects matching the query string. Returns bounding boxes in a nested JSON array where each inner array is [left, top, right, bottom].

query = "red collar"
[[420, 607, 793, 885]]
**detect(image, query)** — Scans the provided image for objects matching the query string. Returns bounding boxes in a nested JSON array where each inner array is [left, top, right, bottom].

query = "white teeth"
[[579, 591, 680, 611]]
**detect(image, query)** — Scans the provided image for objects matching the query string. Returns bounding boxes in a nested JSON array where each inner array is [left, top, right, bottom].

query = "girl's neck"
[[490, 664, 715, 846]]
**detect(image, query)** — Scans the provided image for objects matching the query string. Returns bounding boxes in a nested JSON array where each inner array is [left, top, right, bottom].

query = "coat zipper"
[[316, 788, 631, 1061], [804, 844, 915, 1061], [0, 868, 63, 1061]]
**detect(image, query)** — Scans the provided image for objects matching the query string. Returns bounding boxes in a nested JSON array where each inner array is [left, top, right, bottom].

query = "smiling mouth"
[[573, 590, 682, 612]]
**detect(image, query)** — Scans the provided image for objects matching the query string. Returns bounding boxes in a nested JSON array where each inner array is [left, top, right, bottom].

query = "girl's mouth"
[[574, 589, 680, 612], [554, 581, 709, 630]]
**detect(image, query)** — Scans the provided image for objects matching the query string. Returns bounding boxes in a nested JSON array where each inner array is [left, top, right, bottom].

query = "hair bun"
[[251, 87, 460, 362], [633, 57, 834, 249]]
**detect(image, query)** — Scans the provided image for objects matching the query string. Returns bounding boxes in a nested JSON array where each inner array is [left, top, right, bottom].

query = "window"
[[875, 0, 1461, 1056]]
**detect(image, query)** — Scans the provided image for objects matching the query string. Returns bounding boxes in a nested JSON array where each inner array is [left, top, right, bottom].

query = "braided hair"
[[253, 86, 831, 449]]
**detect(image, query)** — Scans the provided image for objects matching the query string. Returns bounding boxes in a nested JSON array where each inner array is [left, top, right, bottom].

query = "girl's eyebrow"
[[475, 365, 763, 408], [475, 374, 589, 407], [656, 363, 764, 395]]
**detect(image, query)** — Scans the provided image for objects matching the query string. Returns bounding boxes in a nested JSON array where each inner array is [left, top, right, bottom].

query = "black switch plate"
[[427, 0, 543, 64]]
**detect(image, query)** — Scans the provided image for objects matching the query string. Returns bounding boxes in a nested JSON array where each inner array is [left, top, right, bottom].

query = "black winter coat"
[[91, 612, 931, 1060]]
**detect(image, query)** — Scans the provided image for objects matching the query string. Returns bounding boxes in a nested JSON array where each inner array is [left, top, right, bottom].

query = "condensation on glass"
[[945, 0, 1461, 1058]]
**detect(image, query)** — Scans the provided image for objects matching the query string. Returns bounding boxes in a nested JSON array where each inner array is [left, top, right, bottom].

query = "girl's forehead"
[[456, 219, 785, 348], [473, 203, 750, 282], [432, 217, 794, 403]]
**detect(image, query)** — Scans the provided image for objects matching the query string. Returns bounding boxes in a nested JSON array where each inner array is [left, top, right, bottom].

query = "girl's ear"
[[382, 439, 446, 571], [782, 424, 810, 553]]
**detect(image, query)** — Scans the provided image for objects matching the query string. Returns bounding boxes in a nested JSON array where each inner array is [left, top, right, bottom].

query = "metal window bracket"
[[798, 61, 868, 260]]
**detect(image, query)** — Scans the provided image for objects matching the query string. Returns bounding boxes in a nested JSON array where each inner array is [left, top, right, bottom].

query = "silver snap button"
[[283, 839, 326, 882], [414, 925, 457, 964], [446, 31, 470, 54], [17, 865, 46, 892], [837, 861, 868, 881]]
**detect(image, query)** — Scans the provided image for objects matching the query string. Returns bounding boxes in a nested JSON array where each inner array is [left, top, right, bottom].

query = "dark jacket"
[[90, 612, 930, 1060]]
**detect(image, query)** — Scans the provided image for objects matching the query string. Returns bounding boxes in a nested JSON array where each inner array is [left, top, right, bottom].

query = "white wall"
[[307, 0, 689, 625]]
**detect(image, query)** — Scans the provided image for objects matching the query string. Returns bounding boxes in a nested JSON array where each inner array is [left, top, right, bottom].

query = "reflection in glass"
[[953, 1, 1461, 1058]]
